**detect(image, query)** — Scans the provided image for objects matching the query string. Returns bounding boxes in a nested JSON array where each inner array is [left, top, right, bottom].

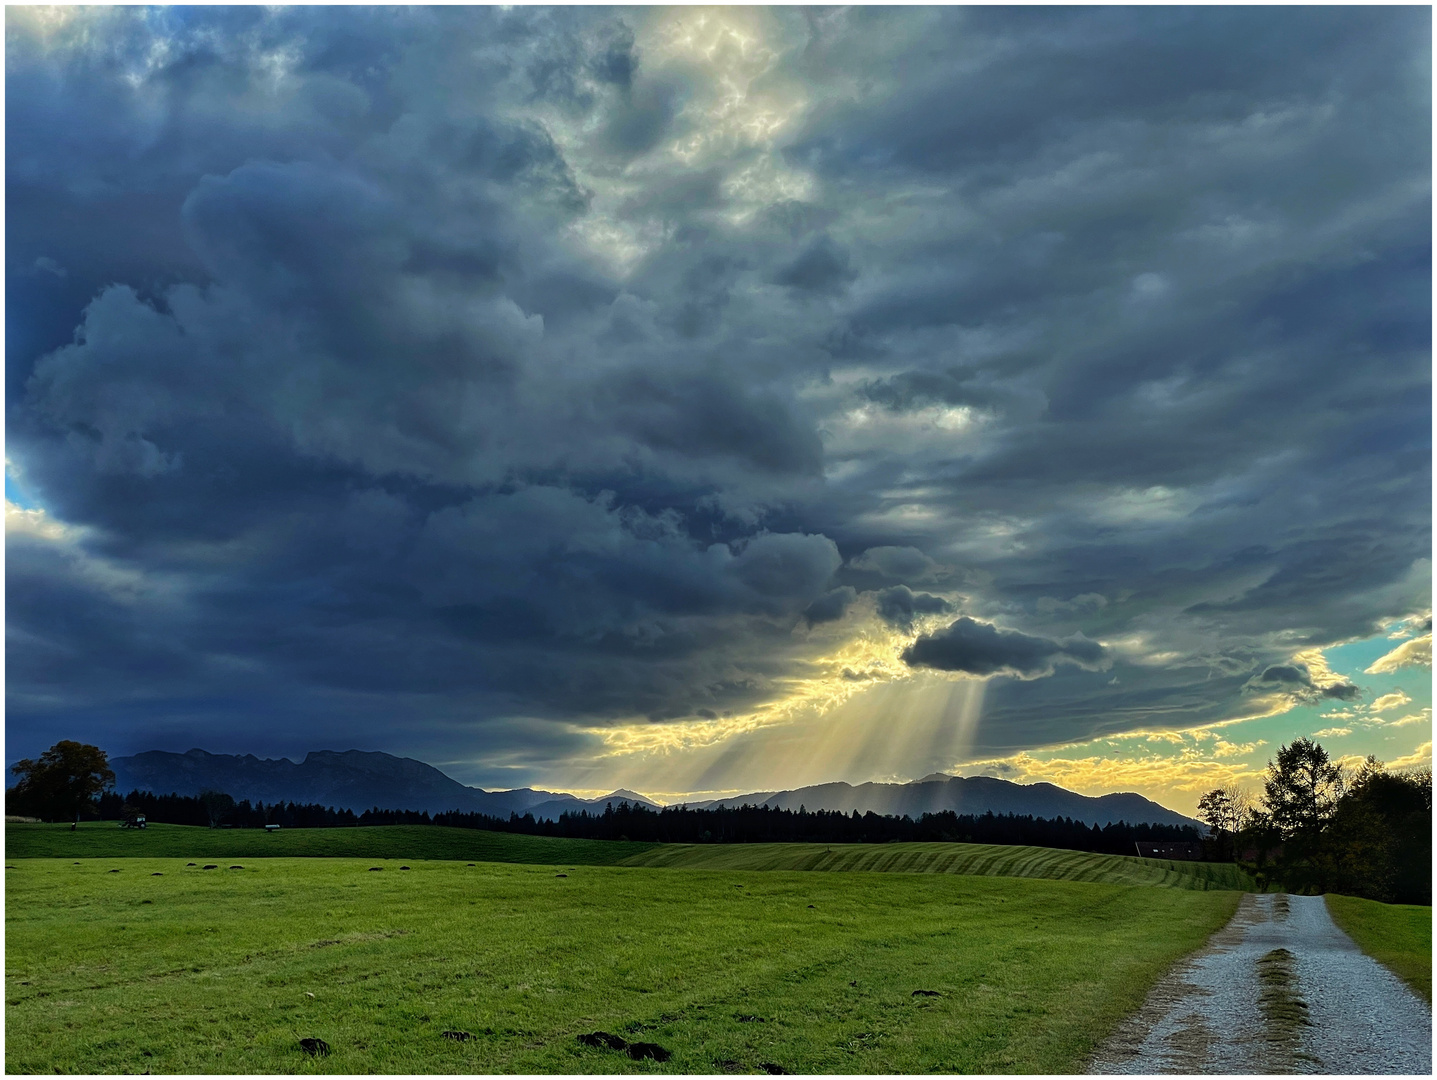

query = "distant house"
[[1134, 840, 1202, 861]]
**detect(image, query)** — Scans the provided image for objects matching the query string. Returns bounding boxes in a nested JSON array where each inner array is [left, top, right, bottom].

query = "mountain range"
[[688, 774, 1199, 828], [110, 749, 659, 820], [110, 748, 1198, 827]]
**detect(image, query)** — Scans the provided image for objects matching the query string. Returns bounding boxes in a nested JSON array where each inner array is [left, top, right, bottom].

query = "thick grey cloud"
[[803, 587, 858, 628], [874, 586, 953, 630], [903, 618, 1109, 680], [5, 7, 1428, 783], [1245, 664, 1361, 703]]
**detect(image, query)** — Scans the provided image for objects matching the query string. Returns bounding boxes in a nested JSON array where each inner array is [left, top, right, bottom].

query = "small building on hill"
[[1134, 840, 1202, 861]]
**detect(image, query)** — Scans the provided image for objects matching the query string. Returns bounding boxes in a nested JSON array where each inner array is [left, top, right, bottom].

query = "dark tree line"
[[1199, 739, 1431, 905], [84, 785, 1200, 855], [420, 801, 1201, 853], [94, 789, 362, 829]]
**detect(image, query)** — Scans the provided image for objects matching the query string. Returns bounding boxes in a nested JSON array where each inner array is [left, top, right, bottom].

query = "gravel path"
[[1089, 893, 1431, 1074]]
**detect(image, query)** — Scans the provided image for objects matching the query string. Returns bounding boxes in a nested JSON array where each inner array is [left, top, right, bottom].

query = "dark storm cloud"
[[1245, 664, 1361, 704], [6, 7, 1429, 774], [874, 586, 953, 630], [771, 235, 855, 294], [598, 368, 825, 476], [902, 618, 1109, 680], [803, 587, 857, 627]]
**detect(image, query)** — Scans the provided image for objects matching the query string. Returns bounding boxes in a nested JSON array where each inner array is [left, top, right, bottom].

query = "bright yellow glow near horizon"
[[540, 621, 1431, 817]]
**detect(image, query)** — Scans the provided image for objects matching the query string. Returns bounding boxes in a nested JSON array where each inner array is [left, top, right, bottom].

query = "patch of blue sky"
[[5, 464, 37, 510]]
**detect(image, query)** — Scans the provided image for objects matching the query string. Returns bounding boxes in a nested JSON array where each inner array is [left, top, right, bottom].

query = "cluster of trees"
[[7, 741, 115, 826], [93, 789, 366, 829], [1198, 738, 1431, 904]]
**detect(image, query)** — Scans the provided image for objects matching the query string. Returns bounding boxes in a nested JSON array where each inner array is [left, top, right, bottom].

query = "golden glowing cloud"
[[1388, 741, 1433, 770], [1369, 690, 1413, 714], [1389, 709, 1432, 729], [1366, 634, 1432, 674]]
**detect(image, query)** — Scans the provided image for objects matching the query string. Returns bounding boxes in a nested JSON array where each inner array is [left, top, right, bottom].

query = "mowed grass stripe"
[[6, 858, 1240, 1074], [5, 821, 656, 864], [618, 841, 1254, 890]]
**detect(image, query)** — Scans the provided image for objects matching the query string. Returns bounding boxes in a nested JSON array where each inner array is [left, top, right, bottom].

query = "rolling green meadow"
[[5, 821, 656, 866], [619, 840, 1254, 890], [0, 822, 1312, 1074]]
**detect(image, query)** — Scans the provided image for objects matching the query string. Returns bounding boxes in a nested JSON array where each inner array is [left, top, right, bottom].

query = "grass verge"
[[1325, 893, 1432, 1002], [6, 857, 1239, 1074]]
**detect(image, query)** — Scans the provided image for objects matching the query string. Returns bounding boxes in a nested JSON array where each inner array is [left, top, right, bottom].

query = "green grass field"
[[4, 821, 657, 864], [619, 840, 1254, 891], [6, 823, 1253, 891], [1325, 893, 1433, 1002], [6, 855, 1240, 1074]]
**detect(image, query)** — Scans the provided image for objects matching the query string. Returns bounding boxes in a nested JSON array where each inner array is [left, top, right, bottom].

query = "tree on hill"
[[1196, 785, 1252, 860], [1263, 737, 1345, 838], [198, 789, 236, 829], [1261, 737, 1345, 890], [9, 741, 115, 827]]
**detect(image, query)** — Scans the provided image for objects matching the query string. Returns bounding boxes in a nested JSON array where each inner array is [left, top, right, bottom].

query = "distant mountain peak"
[[603, 789, 655, 803]]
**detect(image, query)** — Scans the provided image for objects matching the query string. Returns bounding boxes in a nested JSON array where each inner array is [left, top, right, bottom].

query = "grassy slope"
[[4, 821, 656, 864], [6, 858, 1239, 1074], [8, 824, 1253, 892], [1325, 893, 1433, 1002], [620, 841, 1254, 891]]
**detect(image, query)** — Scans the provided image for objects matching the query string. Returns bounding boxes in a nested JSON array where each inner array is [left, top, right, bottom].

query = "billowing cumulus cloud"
[[5, 7, 1430, 788], [902, 618, 1108, 680]]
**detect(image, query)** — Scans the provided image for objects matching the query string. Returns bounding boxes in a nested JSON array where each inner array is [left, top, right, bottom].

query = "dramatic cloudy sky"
[[7, 7, 1431, 812]]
